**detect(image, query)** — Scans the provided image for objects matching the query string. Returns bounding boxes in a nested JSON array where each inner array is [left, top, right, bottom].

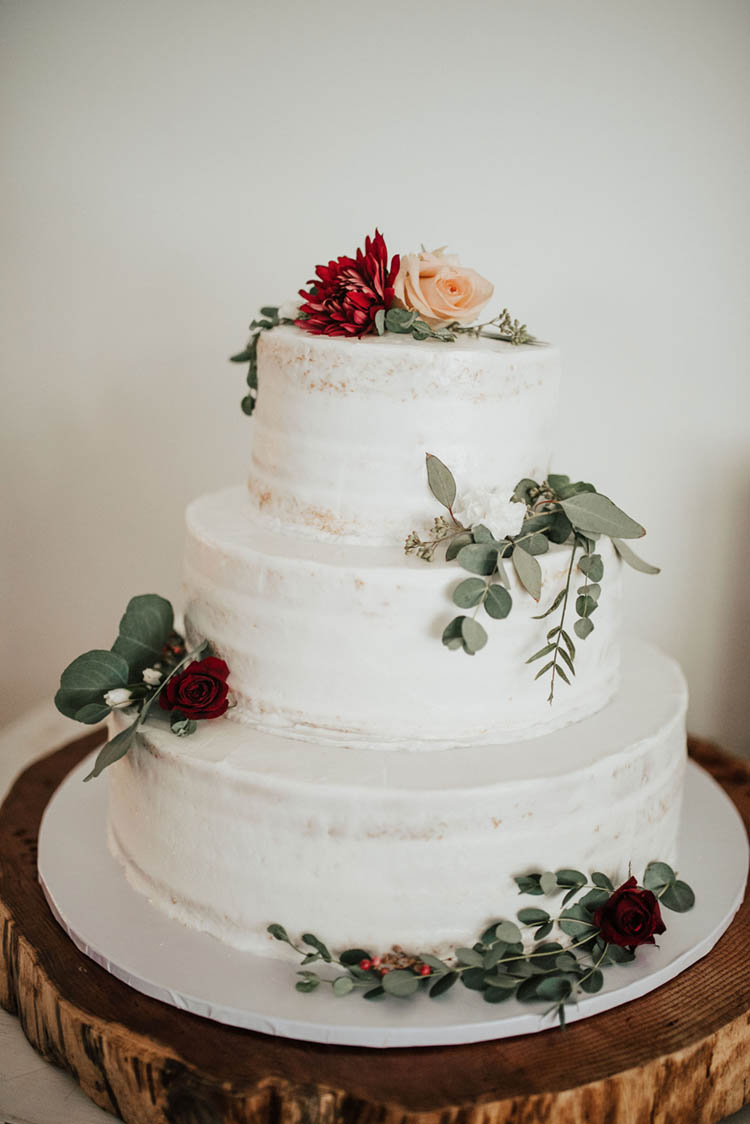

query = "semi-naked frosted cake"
[[58, 234, 689, 989]]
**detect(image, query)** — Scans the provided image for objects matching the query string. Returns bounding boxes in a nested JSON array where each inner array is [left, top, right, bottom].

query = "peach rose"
[[393, 248, 494, 325]]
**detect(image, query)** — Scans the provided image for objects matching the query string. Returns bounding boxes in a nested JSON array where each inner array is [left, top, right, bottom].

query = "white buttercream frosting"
[[183, 486, 622, 748], [248, 325, 560, 545], [106, 641, 687, 957]]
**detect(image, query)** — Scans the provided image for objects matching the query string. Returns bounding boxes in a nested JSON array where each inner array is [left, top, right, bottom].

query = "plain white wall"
[[2, 0, 749, 754]]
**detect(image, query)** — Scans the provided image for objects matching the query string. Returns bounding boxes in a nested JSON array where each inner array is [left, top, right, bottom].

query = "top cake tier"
[[248, 326, 560, 545]]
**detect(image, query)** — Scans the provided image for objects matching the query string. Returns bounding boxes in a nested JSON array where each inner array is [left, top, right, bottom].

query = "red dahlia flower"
[[296, 230, 400, 338]]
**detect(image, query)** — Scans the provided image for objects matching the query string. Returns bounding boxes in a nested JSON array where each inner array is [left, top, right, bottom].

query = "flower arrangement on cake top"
[[231, 230, 533, 415]]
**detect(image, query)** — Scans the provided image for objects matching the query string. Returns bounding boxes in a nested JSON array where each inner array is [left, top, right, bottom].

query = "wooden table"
[[1, 705, 749, 1124]]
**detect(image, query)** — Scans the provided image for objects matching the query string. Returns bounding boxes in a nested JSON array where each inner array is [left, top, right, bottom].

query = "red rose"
[[296, 230, 400, 338], [593, 876, 666, 948], [159, 657, 230, 720]]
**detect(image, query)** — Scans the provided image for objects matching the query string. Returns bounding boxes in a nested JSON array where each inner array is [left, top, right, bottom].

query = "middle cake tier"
[[184, 487, 622, 748]]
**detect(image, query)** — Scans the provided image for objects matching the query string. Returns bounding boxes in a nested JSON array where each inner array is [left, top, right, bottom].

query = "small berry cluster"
[[359, 952, 431, 978]]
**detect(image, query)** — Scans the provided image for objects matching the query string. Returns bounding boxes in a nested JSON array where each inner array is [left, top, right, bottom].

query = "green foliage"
[[425, 454, 457, 510], [232, 307, 290, 416], [274, 860, 694, 1027], [112, 594, 174, 673], [55, 650, 130, 721]]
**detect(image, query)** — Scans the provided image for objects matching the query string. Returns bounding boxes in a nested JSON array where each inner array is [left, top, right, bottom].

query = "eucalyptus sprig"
[[270, 861, 694, 1026], [230, 306, 297, 416], [374, 305, 534, 346], [54, 594, 211, 780], [406, 457, 660, 698]]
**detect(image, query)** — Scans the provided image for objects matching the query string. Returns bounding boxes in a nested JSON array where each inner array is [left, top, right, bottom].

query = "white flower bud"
[[103, 688, 133, 709], [142, 667, 162, 686], [278, 299, 302, 321], [453, 488, 525, 541]]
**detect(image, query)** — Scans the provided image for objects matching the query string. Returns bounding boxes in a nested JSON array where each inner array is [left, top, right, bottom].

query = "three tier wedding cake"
[[57, 232, 692, 1014]]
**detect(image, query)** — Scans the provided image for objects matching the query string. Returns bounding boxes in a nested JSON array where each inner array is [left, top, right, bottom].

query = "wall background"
[[2, 0, 748, 754]]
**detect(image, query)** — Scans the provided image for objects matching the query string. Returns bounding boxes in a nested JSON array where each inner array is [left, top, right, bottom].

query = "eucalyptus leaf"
[[534, 975, 573, 1002], [512, 547, 542, 601], [461, 616, 488, 654], [612, 538, 661, 574], [453, 577, 487, 609], [267, 924, 290, 943], [578, 553, 604, 582], [484, 584, 512, 619], [559, 904, 596, 937], [540, 871, 559, 895], [517, 908, 550, 925], [456, 947, 484, 968], [483, 985, 516, 1003], [382, 969, 420, 998], [561, 493, 645, 539], [429, 972, 458, 998], [512, 478, 538, 504], [576, 594, 598, 619], [577, 583, 601, 601], [518, 533, 550, 556], [425, 454, 457, 510], [374, 308, 386, 335], [83, 723, 137, 782], [445, 532, 473, 561], [580, 969, 604, 993], [363, 986, 385, 1000], [441, 617, 465, 651], [535, 921, 553, 940], [170, 712, 197, 737], [574, 617, 595, 640], [332, 976, 354, 997], [420, 953, 450, 975], [556, 869, 587, 888], [339, 948, 371, 967], [591, 872, 614, 891], [660, 880, 695, 912], [111, 594, 174, 673], [457, 543, 499, 576], [495, 920, 522, 944], [472, 524, 496, 544], [55, 650, 130, 720], [526, 643, 555, 665], [579, 888, 611, 910], [460, 966, 488, 991], [74, 703, 112, 725], [643, 861, 675, 890], [515, 874, 544, 896], [302, 933, 332, 962]]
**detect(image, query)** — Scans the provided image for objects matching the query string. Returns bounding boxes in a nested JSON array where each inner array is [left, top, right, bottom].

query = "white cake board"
[[38, 753, 748, 1049]]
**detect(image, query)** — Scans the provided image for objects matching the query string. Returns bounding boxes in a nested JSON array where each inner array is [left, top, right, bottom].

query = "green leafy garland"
[[54, 594, 207, 781], [270, 862, 694, 1027], [231, 306, 533, 416], [405, 457, 660, 700]]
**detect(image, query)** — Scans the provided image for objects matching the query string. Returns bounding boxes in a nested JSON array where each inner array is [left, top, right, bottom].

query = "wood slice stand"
[[1, 732, 749, 1124]]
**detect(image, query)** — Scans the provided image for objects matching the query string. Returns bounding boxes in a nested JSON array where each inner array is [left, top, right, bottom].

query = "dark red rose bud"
[[296, 230, 400, 338], [159, 656, 230, 720], [593, 876, 666, 948]]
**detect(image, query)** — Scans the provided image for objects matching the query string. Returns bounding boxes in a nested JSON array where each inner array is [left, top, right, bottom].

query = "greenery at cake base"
[[270, 863, 695, 1027]]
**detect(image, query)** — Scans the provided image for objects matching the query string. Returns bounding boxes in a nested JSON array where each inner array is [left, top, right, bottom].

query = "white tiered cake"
[[106, 323, 687, 957]]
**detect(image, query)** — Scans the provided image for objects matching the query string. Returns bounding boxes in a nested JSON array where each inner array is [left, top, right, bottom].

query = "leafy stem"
[[546, 541, 578, 703]]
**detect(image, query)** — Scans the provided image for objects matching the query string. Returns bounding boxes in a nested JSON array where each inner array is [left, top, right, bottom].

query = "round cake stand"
[[0, 732, 749, 1124]]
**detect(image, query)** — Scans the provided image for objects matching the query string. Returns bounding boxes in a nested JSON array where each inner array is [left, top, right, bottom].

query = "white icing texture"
[[106, 642, 687, 957], [183, 487, 622, 748], [249, 326, 561, 545]]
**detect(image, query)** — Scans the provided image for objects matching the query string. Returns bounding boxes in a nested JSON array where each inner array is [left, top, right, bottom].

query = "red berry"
[[417, 963, 431, 977], [371, 956, 382, 968], [380, 966, 390, 975], [359, 958, 372, 971]]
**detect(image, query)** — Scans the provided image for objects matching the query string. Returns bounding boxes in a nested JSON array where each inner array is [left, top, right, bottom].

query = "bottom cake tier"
[[106, 640, 687, 957]]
